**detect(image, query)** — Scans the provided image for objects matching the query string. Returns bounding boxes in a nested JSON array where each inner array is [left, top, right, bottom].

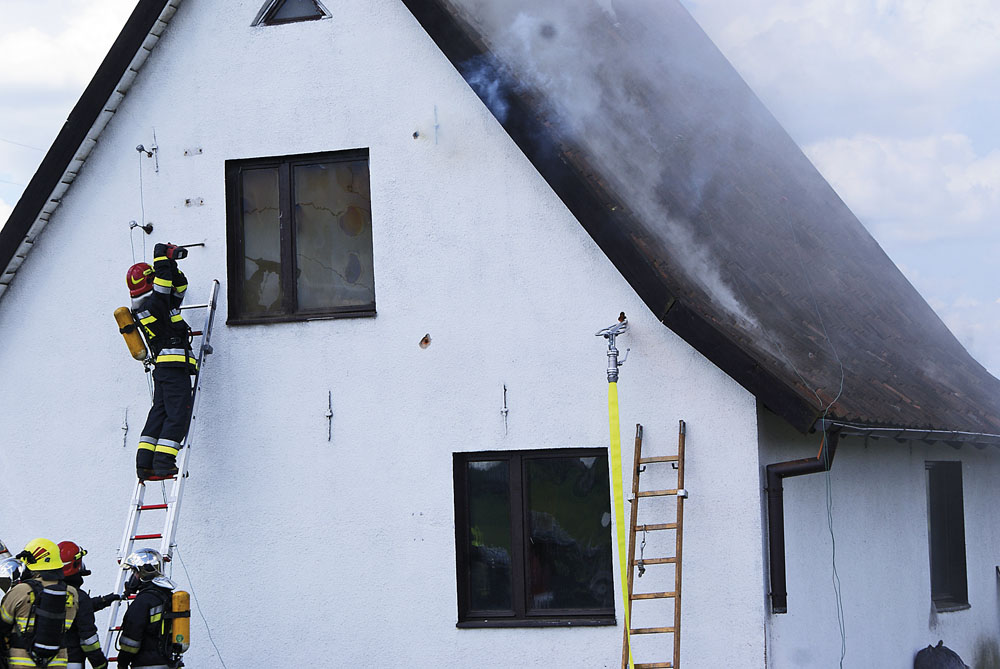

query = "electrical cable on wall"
[[785, 216, 848, 668], [175, 548, 229, 669], [700, 201, 849, 662]]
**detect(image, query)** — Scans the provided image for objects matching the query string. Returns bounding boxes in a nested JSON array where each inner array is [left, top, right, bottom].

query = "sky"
[[1, 0, 998, 375]]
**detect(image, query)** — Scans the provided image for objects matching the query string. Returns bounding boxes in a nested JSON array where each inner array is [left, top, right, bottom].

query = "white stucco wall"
[[0, 1, 767, 666], [759, 410, 1000, 668]]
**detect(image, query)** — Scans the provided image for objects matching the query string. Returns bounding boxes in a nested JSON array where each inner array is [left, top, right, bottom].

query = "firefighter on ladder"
[[115, 550, 179, 669], [0, 538, 80, 668], [127, 243, 197, 480]]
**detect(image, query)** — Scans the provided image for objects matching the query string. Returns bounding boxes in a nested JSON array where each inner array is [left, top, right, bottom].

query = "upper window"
[[926, 461, 969, 610], [453, 449, 614, 627], [225, 149, 375, 324], [253, 0, 331, 26]]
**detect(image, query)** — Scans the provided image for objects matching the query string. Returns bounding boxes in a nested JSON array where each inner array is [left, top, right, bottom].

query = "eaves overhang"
[[0, 0, 181, 302]]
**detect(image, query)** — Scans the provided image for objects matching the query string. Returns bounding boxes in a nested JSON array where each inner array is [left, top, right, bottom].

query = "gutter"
[[765, 426, 839, 614]]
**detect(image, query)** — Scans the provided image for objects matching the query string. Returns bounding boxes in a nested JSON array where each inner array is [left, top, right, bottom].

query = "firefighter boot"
[[152, 452, 179, 478], [136, 448, 155, 481]]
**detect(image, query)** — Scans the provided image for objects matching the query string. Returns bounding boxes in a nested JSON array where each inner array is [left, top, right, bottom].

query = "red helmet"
[[58, 541, 89, 577], [127, 262, 154, 297]]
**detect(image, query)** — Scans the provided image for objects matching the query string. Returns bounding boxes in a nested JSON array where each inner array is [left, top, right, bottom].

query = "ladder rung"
[[133, 533, 162, 540], [635, 663, 672, 668], [139, 504, 168, 510], [633, 557, 676, 565], [638, 455, 679, 464], [631, 591, 676, 600], [636, 523, 677, 532], [638, 489, 679, 497], [142, 475, 177, 483], [631, 626, 676, 635]]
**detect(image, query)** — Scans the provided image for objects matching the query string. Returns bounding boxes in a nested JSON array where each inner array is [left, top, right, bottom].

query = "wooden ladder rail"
[[621, 420, 687, 669]]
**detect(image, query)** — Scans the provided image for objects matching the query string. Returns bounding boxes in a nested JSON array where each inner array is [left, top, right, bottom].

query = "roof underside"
[[401, 0, 1000, 438]]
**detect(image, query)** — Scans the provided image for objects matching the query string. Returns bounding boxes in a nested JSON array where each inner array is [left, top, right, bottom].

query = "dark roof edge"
[[400, 0, 823, 433], [0, 0, 175, 299]]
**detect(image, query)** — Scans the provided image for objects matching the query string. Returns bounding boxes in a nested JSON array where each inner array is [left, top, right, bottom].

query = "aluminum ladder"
[[622, 421, 688, 669], [104, 279, 219, 654]]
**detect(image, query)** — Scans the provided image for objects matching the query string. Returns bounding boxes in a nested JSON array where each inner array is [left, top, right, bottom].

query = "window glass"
[[293, 161, 375, 312], [270, 0, 326, 22], [241, 167, 282, 314], [526, 456, 613, 611], [226, 149, 375, 323], [926, 461, 968, 608], [453, 449, 614, 626], [466, 460, 513, 611]]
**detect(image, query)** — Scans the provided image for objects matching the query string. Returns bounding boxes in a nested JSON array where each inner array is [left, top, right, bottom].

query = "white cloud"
[[0, 1, 136, 209], [804, 133, 1000, 243], [680, 0, 1000, 141], [0, 0, 136, 89], [0, 197, 12, 231], [934, 299, 1000, 378]]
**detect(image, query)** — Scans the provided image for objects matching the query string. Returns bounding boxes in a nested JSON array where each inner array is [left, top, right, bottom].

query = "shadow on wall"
[[973, 636, 1000, 669]]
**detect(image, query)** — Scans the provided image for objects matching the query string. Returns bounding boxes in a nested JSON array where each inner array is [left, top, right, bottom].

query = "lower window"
[[453, 449, 614, 626]]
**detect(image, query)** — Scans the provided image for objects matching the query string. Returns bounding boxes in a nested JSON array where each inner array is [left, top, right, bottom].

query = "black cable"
[[175, 548, 229, 669]]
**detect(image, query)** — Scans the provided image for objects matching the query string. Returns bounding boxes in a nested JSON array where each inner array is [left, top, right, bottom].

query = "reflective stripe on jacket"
[[0, 579, 79, 668]]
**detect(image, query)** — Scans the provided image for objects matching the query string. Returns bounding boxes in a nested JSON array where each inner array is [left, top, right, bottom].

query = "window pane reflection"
[[241, 167, 282, 314], [271, 0, 324, 21], [293, 161, 375, 312], [526, 456, 613, 611], [467, 460, 513, 611]]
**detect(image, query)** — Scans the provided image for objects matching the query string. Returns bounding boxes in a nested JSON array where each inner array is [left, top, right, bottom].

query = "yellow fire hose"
[[597, 315, 633, 669], [609, 381, 634, 669]]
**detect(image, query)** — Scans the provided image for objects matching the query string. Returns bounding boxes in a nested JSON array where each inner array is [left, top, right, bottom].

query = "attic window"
[[253, 0, 330, 26]]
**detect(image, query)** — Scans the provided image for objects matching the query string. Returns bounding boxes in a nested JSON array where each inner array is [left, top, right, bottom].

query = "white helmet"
[[123, 548, 175, 590], [123, 548, 164, 580], [0, 557, 24, 593], [0, 538, 11, 560]]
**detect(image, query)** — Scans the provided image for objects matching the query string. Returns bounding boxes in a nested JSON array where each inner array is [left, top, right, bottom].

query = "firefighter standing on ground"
[[0, 538, 79, 668], [58, 543, 114, 669], [115, 550, 178, 669], [127, 243, 197, 480]]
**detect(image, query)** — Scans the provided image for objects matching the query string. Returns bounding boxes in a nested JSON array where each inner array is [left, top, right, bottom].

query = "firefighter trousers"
[[137, 365, 193, 470]]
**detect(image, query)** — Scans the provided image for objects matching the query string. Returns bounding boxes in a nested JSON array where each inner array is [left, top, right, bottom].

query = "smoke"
[[442, 0, 769, 330]]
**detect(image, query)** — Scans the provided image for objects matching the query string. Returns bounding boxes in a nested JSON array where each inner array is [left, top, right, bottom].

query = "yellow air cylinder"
[[172, 590, 190, 653], [114, 307, 148, 361]]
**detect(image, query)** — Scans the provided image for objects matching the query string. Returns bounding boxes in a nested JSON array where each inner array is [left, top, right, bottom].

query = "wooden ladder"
[[622, 421, 687, 669]]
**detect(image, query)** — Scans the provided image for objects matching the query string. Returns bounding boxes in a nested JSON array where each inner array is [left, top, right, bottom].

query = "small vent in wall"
[[253, 0, 331, 26]]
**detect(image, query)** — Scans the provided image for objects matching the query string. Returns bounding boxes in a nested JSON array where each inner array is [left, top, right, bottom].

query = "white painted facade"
[[0, 2, 768, 667], [759, 410, 1000, 668]]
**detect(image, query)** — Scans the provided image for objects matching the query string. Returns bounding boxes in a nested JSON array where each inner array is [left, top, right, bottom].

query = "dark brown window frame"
[[224, 148, 375, 325], [926, 460, 969, 611], [452, 448, 616, 628]]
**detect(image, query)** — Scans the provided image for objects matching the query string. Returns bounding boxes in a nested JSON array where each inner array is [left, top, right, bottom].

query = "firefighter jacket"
[[132, 254, 196, 373], [63, 575, 107, 669], [116, 584, 174, 668], [0, 576, 79, 668]]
